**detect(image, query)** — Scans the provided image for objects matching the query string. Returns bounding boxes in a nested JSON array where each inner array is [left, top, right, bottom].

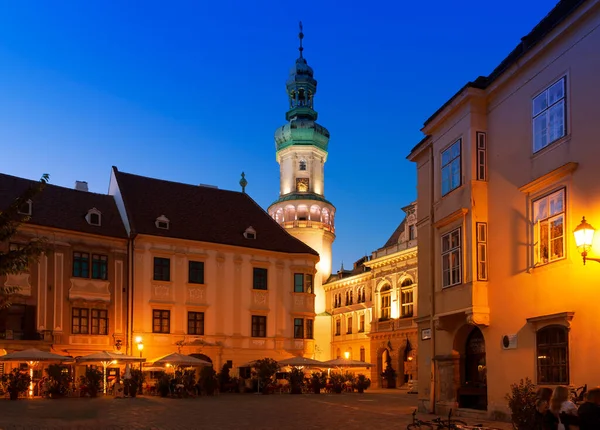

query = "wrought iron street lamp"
[[574, 216, 600, 264]]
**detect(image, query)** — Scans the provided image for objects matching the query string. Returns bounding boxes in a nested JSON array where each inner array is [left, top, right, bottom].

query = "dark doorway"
[[458, 327, 487, 410], [190, 353, 212, 363]]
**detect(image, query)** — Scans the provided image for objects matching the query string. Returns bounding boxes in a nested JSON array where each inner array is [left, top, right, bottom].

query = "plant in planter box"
[[354, 374, 371, 394], [1, 368, 31, 400], [288, 367, 304, 395], [85, 367, 103, 398], [252, 358, 279, 394], [505, 377, 537, 430], [200, 366, 217, 396]]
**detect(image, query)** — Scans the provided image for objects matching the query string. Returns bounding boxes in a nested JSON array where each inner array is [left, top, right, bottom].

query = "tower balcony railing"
[[281, 220, 335, 233]]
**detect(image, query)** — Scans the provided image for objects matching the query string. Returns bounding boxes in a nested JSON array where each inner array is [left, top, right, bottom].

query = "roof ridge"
[[0, 172, 114, 199]]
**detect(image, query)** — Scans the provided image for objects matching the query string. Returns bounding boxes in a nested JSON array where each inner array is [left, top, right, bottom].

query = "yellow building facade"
[[408, 0, 600, 419]]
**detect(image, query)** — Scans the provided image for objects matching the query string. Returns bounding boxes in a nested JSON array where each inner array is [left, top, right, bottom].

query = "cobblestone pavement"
[[0, 390, 513, 430]]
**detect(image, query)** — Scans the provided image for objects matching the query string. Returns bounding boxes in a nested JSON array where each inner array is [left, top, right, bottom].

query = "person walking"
[[543, 385, 579, 430]]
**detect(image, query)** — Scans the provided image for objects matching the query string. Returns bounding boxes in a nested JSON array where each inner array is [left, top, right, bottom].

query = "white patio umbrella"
[[76, 351, 145, 394], [277, 356, 326, 368], [148, 352, 212, 367], [0, 348, 73, 397]]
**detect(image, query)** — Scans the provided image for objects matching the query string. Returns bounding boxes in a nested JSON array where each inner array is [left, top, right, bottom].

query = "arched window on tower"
[[299, 160, 307, 171]]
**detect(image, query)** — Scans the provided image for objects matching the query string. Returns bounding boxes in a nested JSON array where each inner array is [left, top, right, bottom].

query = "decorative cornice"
[[433, 208, 468, 229], [366, 248, 418, 269], [518, 162, 578, 194]]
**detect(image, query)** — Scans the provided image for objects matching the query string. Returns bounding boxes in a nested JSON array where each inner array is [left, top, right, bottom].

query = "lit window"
[[442, 228, 462, 288], [188, 311, 205, 335], [251, 315, 267, 338], [441, 140, 461, 195], [401, 289, 414, 318], [537, 325, 569, 385], [533, 189, 565, 265], [533, 77, 566, 153], [91, 309, 108, 335], [153, 310, 170, 333], [380, 285, 391, 320]]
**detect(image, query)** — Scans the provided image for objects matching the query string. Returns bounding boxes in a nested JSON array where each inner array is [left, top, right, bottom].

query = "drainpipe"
[[126, 235, 137, 356], [428, 145, 437, 414]]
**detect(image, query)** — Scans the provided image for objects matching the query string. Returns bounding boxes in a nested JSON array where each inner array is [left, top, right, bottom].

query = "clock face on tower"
[[296, 178, 309, 192]]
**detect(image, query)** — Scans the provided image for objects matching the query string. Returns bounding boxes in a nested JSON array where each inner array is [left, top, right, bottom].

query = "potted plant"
[[311, 372, 325, 394], [505, 378, 537, 430], [354, 374, 371, 394], [84, 367, 103, 398], [200, 366, 217, 396], [330, 373, 344, 394], [1, 368, 31, 400], [252, 358, 279, 395], [45, 364, 70, 398], [157, 372, 170, 397], [218, 363, 231, 392], [289, 367, 304, 395]]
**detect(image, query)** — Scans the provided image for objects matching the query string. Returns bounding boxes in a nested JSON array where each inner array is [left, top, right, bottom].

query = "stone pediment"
[[4, 273, 32, 296], [69, 278, 111, 302]]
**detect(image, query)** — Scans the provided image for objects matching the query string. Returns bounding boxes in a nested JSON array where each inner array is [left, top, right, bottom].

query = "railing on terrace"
[[371, 240, 417, 259], [281, 220, 335, 233]]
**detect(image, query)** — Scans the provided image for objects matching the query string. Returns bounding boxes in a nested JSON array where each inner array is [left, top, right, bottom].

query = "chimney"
[[75, 181, 89, 192]]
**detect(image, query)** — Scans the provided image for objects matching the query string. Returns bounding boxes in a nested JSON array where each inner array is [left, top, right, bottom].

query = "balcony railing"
[[281, 220, 335, 233], [372, 239, 416, 259]]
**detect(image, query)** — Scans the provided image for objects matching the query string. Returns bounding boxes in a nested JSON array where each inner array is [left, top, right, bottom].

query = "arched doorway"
[[190, 353, 212, 364], [457, 327, 487, 410], [380, 348, 396, 388]]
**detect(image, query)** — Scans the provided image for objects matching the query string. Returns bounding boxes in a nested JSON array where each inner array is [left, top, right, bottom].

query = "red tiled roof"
[[0, 173, 128, 239], [112, 167, 319, 256]]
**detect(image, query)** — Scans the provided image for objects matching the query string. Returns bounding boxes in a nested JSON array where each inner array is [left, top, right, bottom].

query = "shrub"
[[1, 368, 31, 400], [85, 367, 103, 397], [505, 377, 537, 430], [289, 367, 304, 394], [252, 358, 279, 393], [45, 364, 70, 398], [355, 374, 371, 393]]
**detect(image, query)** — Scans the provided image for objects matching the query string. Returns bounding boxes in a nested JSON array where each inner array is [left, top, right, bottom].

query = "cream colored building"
[[109, 167, 319, 372], [408, 0, 600, 419], [325, 202, 418, 388], [0, 175, 129, 364]]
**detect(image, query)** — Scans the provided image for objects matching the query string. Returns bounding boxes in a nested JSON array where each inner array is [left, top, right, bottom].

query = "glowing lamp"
[[574, 217, 600, 264], [344, 351, 350, 360]]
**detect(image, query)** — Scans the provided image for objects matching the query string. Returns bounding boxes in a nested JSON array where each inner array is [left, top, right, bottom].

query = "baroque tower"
[[268, 23, 335, 360]]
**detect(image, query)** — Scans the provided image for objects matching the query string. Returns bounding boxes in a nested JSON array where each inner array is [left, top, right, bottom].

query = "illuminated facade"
[[324, 202, 418, 388], [408, 0, 600, 419], [0, 175, 129, 361], [268, 24, 335, 360]]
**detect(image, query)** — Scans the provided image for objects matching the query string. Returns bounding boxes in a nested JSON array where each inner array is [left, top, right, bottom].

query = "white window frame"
[[476, 132, 487, 181], [155, 215, 170, 230], [17, 199, 32, 216], [476, 222, 488, 281], [533, 188, 565, 265], [380, 286, 391, 320], [441, 227, 462, 288], [532, 77, 566, 153], [401, 287, 414, 318], [441, 139, 461, 196]]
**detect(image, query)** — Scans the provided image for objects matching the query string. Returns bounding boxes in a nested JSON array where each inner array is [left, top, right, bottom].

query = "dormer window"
[[85, 208, 102, 226], [244, 226, 256, 239], [155, 215, 170, 230], [299, 160, 307, 171], [18, 199, 32, 216]]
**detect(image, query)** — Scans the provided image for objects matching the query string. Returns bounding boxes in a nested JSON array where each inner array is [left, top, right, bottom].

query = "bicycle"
[[406, 409, 434, 429], [431, 409, 468, 429]]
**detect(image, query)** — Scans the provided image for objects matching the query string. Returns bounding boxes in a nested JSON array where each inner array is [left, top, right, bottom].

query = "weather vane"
[[298, 21, 304, 58]]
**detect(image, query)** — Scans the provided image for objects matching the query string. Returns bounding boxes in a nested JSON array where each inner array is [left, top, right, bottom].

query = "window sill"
[[531, 134, 570, 159]]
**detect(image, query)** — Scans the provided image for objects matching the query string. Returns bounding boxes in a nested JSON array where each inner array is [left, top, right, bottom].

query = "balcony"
[[292, 293, 315, 314], [282, 220, 335, 233]]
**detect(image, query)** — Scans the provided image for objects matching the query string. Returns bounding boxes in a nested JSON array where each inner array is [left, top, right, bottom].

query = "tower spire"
[[298, 21, 304, 58]]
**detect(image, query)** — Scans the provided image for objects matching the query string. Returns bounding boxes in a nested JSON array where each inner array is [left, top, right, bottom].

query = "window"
[[17, 200, 32, 216], [441, 139, 461, 195], [188, 311, 205, 335], [189, 261, 205, 284], [537, 325, 569, 385], [335, 319, 341, 336], [294, 274, 304, 293], [336, 348, 341, 359], [89, 213, 101, 225], [72, 308, 89, 334], [533, 77, 566, 153], [152, 310, 170, 333], [73, 252, 90, 278], [253, 268, 268, 290], [299, 160, 307, 171], [244, 226, 256, 239], [86, 209, 102, 226], [294, 318, 304, 339], [442, 228, 462, 288], [153, 257, 170, 281], [401, 289, 414, 318], [476, 222, 488, 280], [347, 316, 353, 334], [91, 309, 108, 335], [533, 189, 565, 265], [359, 314, 365, 332], [306, 319, 313, 339], [476, 132, 487, 181], [360, 347, 366, 362], [92, 255, 108, 280], [380, 285, 391, 320], [0, 304, 36, 340], [251, 315, 267, 337], [155, 215, 170, 230], [409, 225, 416, 241]]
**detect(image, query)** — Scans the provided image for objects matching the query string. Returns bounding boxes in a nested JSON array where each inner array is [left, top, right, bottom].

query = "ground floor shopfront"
[[369, 323, 418, 390]]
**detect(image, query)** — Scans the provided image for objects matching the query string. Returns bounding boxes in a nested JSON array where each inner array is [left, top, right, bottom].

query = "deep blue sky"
[[1, 0, 559, 270]]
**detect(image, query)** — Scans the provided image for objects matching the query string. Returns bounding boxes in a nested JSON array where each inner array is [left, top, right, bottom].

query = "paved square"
[[0, 390, 513, 430]]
